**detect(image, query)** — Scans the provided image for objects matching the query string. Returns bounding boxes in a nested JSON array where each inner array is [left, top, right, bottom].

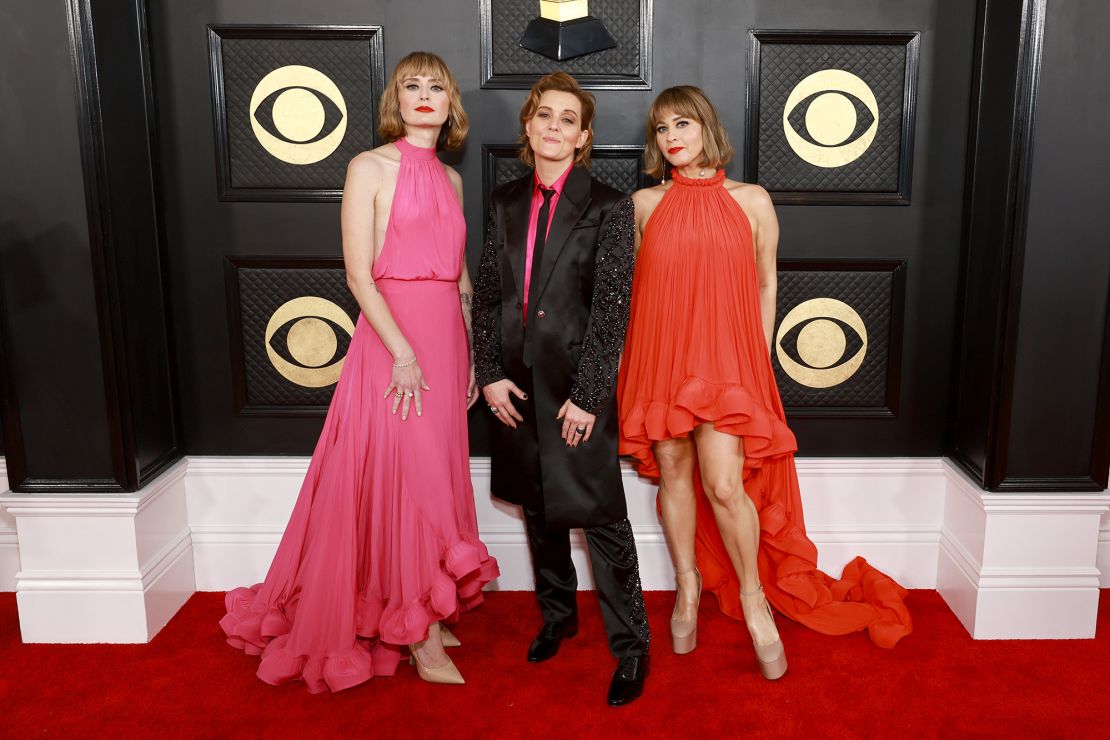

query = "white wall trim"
[[1099, 515, 1110, 587], [2, 454, 1106, 642], [15, 528, 194, 592], [0, 458, 15, 591], [0, 460, 196, 643], [939, 526, 981, 581], [937, 463, 1110, 638], [185, 454, 947, 593]]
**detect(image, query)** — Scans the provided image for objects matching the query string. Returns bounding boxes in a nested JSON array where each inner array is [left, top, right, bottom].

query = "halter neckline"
[[671, 169, 726, 188], [394, 137, 438, 160]]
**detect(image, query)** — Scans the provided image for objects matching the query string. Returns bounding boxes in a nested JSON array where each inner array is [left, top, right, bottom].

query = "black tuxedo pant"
[[522, 502, 650, 658], [499, 371, 649, 658]]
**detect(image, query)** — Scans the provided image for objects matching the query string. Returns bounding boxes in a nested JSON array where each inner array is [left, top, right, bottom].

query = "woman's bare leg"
[[691, 422, 779, 646], [654, 436, 700, 621]]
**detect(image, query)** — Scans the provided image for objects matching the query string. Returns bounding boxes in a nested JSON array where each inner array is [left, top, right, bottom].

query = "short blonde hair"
[[378, 51, 468, 151], [517, 71, 595, 169], [643, 86, 733, 179]]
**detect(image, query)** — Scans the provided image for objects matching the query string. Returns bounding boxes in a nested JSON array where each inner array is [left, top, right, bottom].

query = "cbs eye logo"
[[249, 65, 348, 165], [264, 296, 356, 388], [782, 69, 879, 169], [775, 298, 868, 389]]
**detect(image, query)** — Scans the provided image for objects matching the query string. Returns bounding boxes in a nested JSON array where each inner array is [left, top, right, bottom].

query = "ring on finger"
[[574, 426, 586, 435], [489, 405, 500, 414], [405, 391, 414, 398], [395, 390, 404, 398]]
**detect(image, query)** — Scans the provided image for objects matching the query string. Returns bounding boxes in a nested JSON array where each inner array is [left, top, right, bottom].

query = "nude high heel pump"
[[740, 585, 787, 680], [438, 623, 461, 648], [408, 644, 465, 685], [670, 568, 701, 654]]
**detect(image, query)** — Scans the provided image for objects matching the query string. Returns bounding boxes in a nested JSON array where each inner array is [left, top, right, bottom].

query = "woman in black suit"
[[472, 71, 649, 706]]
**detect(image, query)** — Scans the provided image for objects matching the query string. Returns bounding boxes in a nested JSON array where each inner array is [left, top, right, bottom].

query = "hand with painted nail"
[[556, 399, 595, 447], [482, 379, 527, 429]]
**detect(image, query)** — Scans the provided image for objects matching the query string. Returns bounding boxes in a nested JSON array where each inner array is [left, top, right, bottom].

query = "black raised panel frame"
[[207, 25, 385, 203], [745, 30, 920, 206], [479, 0, 653, 90], [776, 258, 907, 419], [481, 143, 651, 219], [224, 255, 352, 417]]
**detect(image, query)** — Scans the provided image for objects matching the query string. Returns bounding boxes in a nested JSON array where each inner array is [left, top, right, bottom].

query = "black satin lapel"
[[533, 168, 591, 304], [503, 177, 532, 305]]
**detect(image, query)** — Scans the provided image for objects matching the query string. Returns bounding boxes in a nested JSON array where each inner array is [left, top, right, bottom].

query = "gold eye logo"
[[775, 298, 867, 388], [783, 69, 879, 168], [249, 65, 347, 165], [264, 296, 356, 387]]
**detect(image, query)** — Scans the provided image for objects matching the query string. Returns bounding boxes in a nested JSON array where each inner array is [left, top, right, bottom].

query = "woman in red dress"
[[617, 86, 912, 678]]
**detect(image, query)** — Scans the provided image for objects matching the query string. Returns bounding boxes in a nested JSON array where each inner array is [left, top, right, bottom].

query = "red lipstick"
[[668, 146, 684, 155], [415, 106, 434, 113]]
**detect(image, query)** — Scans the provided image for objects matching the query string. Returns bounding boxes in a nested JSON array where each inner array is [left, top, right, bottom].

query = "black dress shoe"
[[526, 616, 579, 663], [607, 654, 649, 706]]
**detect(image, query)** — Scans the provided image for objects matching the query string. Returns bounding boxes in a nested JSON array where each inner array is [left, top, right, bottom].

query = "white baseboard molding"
[[0, 532, 16, 591], [187, 455, 947, 592], [936, 464, 1110, 639], [3, 454, 1106, 643], [1100, 510, 1110, 588], [0, 460, 196, 642], [0, 459, 17, 591]]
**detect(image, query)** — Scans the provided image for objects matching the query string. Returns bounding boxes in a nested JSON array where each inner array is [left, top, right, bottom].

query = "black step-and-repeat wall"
[[147, 0, 977, 457]]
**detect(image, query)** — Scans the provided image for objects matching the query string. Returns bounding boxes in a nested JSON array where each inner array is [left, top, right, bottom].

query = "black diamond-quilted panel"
[[494, 156, 532, 188], [488, 146, 646, 194], [590, 157, 643, 195], [772, 268, 894, 408], [755, 42, 906, 193], [236, 265, 360, 408], [488, 0, 642, 76], [220, 36, 377, 190]]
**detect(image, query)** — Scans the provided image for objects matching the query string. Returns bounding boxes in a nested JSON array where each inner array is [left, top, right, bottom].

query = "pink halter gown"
[[220, 138, 499, 693]]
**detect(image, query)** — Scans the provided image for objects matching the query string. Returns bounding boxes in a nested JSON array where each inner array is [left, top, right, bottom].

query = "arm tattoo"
[[460, 290, 473, 351]]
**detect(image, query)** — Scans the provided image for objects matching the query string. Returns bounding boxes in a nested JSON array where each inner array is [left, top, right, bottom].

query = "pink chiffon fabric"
[[220, 139, 499, 693]]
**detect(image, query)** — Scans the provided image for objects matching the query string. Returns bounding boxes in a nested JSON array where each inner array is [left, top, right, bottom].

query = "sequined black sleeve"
[[473, 205, 507, 389], [569, 197, 636, 415]]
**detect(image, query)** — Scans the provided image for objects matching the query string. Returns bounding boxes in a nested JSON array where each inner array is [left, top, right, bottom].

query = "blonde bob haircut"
[[643, 85, 734, 179], [378, 51, 468, 151], [517, 71, 595, 169]]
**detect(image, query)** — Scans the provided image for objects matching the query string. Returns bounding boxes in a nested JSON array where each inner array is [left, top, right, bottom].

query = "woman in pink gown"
[[220, 52, 498, 692]]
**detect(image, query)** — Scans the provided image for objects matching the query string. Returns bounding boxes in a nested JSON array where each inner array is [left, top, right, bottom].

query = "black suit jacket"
[[472, 166, 635, 528]]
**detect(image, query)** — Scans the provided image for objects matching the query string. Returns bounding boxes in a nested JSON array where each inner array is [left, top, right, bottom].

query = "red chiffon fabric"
[[617, 170, 911, 648]]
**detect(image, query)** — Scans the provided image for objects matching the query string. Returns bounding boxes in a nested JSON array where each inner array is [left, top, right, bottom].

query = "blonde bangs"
[[643, 85, 733, 179], [378, 51, 468, 151]]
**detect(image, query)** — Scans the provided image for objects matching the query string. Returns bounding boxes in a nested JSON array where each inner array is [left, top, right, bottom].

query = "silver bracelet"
[[392, 356, 417, 369]]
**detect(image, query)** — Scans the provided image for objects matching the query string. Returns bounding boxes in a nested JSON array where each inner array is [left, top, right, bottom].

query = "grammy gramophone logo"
[[519, 0, 617, 61]]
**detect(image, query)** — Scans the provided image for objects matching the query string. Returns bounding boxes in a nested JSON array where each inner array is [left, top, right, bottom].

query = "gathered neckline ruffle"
[[671, 168, 726, 188]]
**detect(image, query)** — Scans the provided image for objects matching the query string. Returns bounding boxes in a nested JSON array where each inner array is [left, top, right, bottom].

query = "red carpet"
[[1, 590, 1107, 738]]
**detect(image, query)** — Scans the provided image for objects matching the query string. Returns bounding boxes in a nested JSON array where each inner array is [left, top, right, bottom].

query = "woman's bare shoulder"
[[348, 143, 400, 174], [724, 179, 773, 213], [631, 182, 669, 209]]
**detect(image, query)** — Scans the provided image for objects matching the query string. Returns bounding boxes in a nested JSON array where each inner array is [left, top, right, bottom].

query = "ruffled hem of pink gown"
[[619, 375, 797, 478], [219, 536, 499, 693]]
